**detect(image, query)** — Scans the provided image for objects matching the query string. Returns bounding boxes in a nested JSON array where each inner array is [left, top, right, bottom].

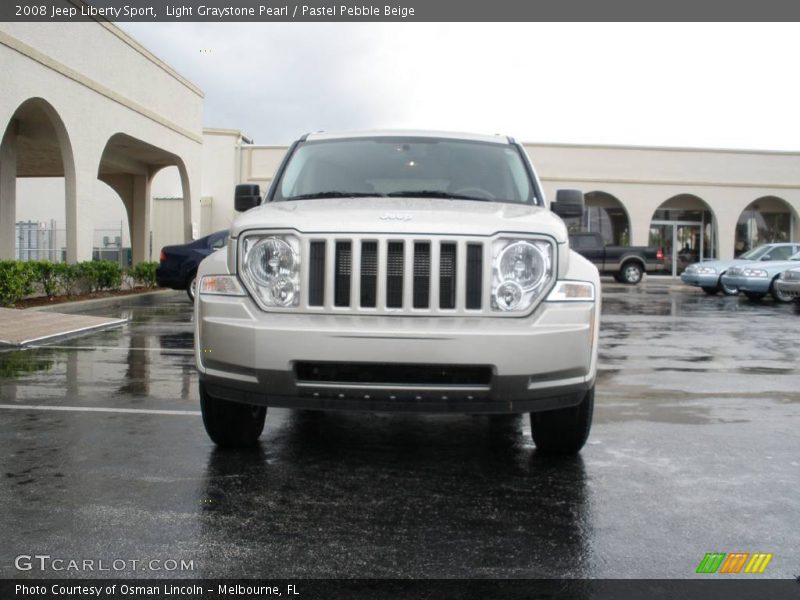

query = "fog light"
[[495, 280, 524, 310]]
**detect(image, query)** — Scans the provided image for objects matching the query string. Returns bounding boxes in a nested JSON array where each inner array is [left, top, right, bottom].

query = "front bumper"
[[775, 279, 800, 300], [680, 272, 718, 288], [720, 275, 770, 294], [196, 294, 598, 414]]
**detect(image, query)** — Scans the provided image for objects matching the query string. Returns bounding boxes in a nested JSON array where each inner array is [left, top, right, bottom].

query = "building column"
[[179, 160, 199, 243], [131, 172, 152, 264], [66, 163, 96, 263], [0, 127, 17, 259]]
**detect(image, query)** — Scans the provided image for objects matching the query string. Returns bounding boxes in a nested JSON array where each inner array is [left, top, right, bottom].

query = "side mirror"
[[235, 184, 261, 212], [760, 255, 771, 261], [551, 189, 584, 219]]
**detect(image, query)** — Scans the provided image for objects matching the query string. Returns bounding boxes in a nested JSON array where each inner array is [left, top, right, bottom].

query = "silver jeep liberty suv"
[[194, 131, 600, 454]]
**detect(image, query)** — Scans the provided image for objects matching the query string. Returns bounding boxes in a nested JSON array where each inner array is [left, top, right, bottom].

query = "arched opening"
[[649, 194, 718, 276], [561, 191, 631, 246], [97, 133, 189, 264], [0, 98, 76, 262], [735, 196, 797, 256], [95, 179, 132, 266]]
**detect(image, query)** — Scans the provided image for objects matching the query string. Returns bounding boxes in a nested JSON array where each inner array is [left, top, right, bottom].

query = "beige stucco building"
[[2, 19, 799, 274], [0, 19, 202, 264]]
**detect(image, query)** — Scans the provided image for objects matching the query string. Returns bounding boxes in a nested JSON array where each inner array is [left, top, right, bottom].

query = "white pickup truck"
[[194, 131, 600, 454]]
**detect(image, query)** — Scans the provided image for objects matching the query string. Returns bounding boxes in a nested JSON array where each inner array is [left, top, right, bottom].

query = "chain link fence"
[[14, 221, 132, 266]]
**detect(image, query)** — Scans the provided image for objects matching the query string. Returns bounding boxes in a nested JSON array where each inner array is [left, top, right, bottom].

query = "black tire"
[[530, 386, 594, 455], [719, 274, 739, 296], [702, 287, 719, 295], [770, 279, 793, 303], [200, 383, 266, 447], [619, 261, 643, 284], [186, 273, 197, 302], [744, 292, 766, 301], [612, 273, 624, 283]]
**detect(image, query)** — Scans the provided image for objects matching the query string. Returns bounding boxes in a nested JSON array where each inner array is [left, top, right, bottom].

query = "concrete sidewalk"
[[0, 307, 126, 347]]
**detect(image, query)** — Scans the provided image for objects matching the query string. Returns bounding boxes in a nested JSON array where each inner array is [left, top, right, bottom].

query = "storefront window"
[[735, 210, 793, 256]]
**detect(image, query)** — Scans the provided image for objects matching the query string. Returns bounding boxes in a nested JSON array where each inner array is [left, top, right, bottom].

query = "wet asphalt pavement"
[[1, 282, 798, 579]]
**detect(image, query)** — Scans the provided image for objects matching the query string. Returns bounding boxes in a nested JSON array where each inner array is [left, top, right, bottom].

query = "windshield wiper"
[[286, 191, 386, 200], [387, 190, 492, 202]]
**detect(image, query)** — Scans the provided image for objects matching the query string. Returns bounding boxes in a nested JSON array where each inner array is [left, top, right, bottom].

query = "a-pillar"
[[0, 126, 17, 259], [131, 172, 152, 264]]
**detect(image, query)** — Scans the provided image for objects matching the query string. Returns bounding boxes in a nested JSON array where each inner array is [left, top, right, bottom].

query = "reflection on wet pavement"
[[0, 284, 798, 578]]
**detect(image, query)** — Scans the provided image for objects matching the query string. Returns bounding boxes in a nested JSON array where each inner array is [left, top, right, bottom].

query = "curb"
[[27, 289, 181, 313]]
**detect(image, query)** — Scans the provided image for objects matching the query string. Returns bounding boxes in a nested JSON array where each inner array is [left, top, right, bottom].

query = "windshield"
[[274, 137, 536, 204], [739, 246, 771, 260]]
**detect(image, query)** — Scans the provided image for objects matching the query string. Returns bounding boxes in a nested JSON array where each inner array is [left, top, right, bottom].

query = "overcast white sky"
[[119, 22, 800, 150]]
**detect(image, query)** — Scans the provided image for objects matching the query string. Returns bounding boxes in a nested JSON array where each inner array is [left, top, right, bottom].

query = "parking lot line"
[[0, 403, 200, 416]]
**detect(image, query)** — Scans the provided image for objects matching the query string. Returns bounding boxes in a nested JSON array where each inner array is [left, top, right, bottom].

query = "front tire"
[[702, 287, 719, 295], [186, 273, 198, 302], [771, 280, 793, 303], [620, 261, 643, 284], [200, 383, 266, 447], [530, 387, 594, 455], [719, 274, 739, 296]]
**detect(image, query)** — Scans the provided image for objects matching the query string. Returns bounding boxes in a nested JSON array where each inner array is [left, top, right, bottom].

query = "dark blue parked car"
[[156, 230, 228, 301]]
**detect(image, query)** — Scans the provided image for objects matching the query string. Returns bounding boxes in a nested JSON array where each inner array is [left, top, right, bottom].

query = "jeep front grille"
[[303, 235, 488, 315]]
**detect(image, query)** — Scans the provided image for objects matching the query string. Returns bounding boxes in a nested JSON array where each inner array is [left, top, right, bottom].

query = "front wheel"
[[186, 273, 198, 302], [620, 262, 643, 284], [200, 383, 266, 447], [702, 287, 719, 295], [530, 387, 594, 455], [719, 274, 739, 296], [771, 280, 793, 303]]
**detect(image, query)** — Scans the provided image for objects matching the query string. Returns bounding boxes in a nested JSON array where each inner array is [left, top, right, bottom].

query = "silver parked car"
[[194, 130, 600, 454], [680, 243, 800, 295], [774, 267, 800, 304], [720, 251, 800, 302]]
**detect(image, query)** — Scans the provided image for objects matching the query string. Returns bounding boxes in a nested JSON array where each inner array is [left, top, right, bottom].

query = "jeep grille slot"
[[386, 241, 404, 308], [308, 241, 326, 306], [413, 242, 431, 308], [334, 241, 351, 307], [295, 362, 493, 387], [282, 236, 494, 315], [439, 242, 457, 309], [466, 243, 483, 309], [360, 241, 378, 308]]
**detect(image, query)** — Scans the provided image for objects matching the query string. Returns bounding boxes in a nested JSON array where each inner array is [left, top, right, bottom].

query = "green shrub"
[[57, 263, 82, 296], [0, 259, 128, 306], [28, 260, 61, 297], [0, 260, 34, 306], [127, 261, 158, 288], [92, 260, 123, 291], [71, 260, 121, 293]]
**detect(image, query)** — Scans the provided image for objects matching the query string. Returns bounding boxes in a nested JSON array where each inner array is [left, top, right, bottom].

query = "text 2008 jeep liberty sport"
[[195, 131, 600, 454]]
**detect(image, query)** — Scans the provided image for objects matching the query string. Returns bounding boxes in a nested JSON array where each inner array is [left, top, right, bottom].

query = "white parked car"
[[194, 131, 600, 454]]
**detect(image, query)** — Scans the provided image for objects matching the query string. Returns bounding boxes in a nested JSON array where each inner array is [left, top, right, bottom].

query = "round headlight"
[[246, 238, 297, 286], [497, 241, 547, 291]]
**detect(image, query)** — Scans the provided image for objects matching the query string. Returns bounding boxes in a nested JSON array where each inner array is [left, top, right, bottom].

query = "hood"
[[230, 197, 568, 243], [733, 258, 800, 274], [689, 258, 750, 271]]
